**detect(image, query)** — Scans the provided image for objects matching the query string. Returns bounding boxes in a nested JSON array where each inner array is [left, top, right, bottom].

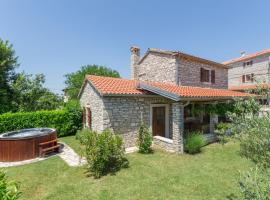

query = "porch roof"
[[81, 75, 253, 101]]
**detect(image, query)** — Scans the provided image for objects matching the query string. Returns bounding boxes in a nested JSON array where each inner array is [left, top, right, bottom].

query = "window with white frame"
[[242, 73, 254, 83]]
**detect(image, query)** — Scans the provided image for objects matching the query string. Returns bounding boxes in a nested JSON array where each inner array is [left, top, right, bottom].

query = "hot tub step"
[[40, 144, 60, 157], [39, 139, 57, 146]]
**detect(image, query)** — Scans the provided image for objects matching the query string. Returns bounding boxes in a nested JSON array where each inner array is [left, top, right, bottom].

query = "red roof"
[[85, 75, 252, 99], [86, 75, 146, 95], [223, 48, 270, 65], [230, 83, 270, 91]]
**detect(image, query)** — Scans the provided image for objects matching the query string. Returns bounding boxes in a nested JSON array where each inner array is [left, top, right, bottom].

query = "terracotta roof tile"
[[86, 75, 252, 99], [230, 83, 270, 91], [145, 82, 251, 98], [223, 49, 270, 65]]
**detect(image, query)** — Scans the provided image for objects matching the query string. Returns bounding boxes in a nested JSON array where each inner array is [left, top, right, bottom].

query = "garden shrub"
[[0, 104, 82, 137], [78, 129, 129, 178], [238, 167, 270, 200], [184, 132, 205, 154], [137, 123, 152, 153], [215, 122, 232, 144], [229, 95, 270, 199], [76, 128, 90, 145], [0, 170, 21, 200], [235, 116, 270, 169]]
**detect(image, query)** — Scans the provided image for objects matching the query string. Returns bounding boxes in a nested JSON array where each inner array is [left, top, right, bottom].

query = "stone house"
[[224, 48, 270, 91], [79, 47, 250, 153]]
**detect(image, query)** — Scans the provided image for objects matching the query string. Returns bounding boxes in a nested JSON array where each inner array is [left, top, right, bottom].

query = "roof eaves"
[[223, 49, 270, 65], [137, 82, 181, 101], [138, 48, 176, 65], [78, 78, 88, 99], [78, 77, 104, 99], [102, 93, 158, 97], [138, 48, 228, 69], [176, 52, 229, 69]]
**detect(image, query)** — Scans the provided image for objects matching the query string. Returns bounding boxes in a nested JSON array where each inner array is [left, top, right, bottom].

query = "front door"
[[152, 106, 165, 137]]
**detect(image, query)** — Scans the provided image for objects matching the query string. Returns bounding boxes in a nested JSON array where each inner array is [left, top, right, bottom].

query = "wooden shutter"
[[211, 70, 215, 83], [87, 108, 92, 129], [242, 75, 245, 83], [82, 107, 86, 126], [205, 69, 210, 82], [200, 68, 204, 82], [251, 73, 254, 82]]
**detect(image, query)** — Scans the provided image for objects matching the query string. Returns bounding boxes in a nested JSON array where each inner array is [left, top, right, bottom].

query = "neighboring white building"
[[223, 49, 270, 90]]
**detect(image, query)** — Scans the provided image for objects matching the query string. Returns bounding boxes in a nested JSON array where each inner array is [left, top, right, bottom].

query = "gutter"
[[137, 82, 181, 101]]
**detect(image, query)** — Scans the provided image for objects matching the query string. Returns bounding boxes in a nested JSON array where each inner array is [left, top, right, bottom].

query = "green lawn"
[[5, 136, 251, 200]]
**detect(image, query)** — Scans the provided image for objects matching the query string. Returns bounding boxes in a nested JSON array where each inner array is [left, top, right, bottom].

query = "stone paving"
[[58, 142, 87, 167], [125, 146, 138, 154]]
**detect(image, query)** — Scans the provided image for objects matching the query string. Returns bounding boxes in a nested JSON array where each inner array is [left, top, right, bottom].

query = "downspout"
[[181, 101, 190, 107]]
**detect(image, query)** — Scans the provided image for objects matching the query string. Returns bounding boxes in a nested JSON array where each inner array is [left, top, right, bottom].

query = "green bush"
[[0, 105, 82, 137], [215, 122, 232, 144], [137, 123, 152, 154], [184, 132, 206, 154], [239, 167, 270, 200], [0, 170, 21, 200], [78, 129, 129, 178], [235, 116, 270, 169]]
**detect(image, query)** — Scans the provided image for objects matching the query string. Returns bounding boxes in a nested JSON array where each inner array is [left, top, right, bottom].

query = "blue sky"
[[1, 0, 270, 94]]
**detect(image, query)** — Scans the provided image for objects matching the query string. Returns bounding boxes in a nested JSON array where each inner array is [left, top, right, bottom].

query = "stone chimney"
[[130, 46, 140, 80]]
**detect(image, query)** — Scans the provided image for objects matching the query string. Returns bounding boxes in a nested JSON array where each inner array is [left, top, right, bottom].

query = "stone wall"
[[79, 82, 104, 131], [172, 103, 184, 153], [136, 52, 178, 84], [103, 96, 173, 148], [135, 51, 228, 89], [178, 57, 228, 89], [228, 54, 270, 88], [79, 82, 175, 148], [153, 136, 174, 152]]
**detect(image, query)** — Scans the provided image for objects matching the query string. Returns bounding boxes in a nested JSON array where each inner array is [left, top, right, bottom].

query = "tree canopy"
[[0, 38, 63, 114], [64, 65, 120, 99], [11, 72, 63, 112], [0, 39, 18, 113]]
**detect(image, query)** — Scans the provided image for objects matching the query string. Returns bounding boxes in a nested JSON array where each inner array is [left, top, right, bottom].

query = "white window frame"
[[243, 73, 254, 83]]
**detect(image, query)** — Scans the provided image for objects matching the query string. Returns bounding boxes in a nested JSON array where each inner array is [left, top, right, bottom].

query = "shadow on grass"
[[226, 193, 238, 200]]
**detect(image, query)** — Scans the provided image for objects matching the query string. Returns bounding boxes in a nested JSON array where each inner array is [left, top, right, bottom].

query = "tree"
[[11, 72, 63, 112], [0, 39, 19, 114], [64, 65, 120, 99], [228, 92, 270, 199]]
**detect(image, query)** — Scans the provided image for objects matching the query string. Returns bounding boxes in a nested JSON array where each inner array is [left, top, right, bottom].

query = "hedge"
[[0, 108, 82, 137]]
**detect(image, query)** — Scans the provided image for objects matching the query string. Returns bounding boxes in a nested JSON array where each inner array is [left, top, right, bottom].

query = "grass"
[[5, 136, 251, 200], [59, 135, 83, 155]]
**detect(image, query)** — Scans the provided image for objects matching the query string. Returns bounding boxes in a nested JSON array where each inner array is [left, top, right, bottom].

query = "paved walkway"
[[58, 142, 87, 167], [125, 146, 138, 154]]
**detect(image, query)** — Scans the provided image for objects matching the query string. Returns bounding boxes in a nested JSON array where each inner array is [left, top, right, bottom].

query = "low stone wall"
[[153, 136, 175, 152], [203, 133, 217, 144]]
